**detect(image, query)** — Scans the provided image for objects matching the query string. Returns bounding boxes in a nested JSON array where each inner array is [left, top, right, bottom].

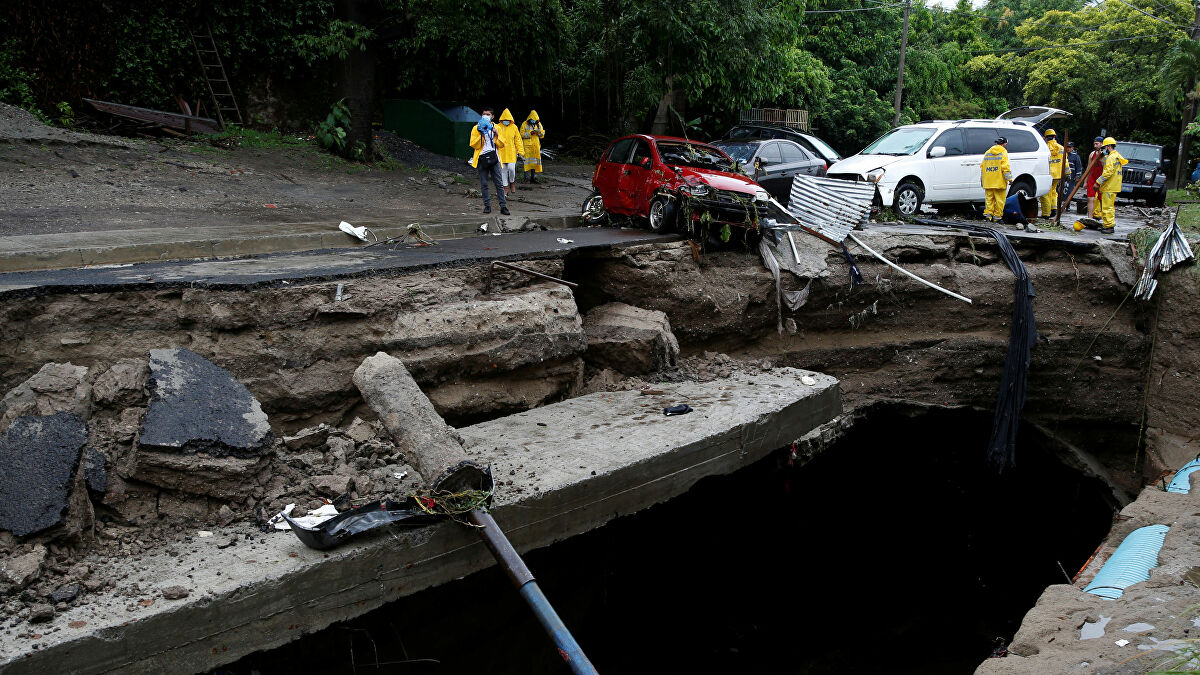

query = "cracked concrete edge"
[[0, 372, 840, 675], [0, 215, 583, 274]]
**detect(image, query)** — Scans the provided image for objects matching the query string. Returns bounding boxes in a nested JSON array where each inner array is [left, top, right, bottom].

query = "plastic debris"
[[393, 471, 408, 480], [283, 497, 444, 550], [270, 503, 339, 531], [557, 237, 575, 244], [197, 531, 213, 538], [801, 375, 817, 386], [479, 223, 488, 233], [339, 221, 377, 243], [663, 404, 693, 416], [1115, 639, 1130, 647]]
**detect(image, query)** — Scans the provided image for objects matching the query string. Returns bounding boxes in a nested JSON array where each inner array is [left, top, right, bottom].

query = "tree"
[[1159, 39, 1200, 185]]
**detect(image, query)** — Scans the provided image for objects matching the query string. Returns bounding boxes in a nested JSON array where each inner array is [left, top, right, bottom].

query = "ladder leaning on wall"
[[190, 26, 243, 129]]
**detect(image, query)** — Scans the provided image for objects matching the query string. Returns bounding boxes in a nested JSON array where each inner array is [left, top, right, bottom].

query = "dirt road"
[[0, 103, 594, 236]]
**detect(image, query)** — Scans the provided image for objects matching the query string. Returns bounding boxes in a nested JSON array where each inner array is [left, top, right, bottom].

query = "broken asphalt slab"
[[0, 368, 840, 674], [0, 413, 88, 537], [137, 348, 273, 457], [0, 228, 679, 297]]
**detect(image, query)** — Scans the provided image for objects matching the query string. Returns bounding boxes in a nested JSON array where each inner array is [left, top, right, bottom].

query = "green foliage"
[[316, 98, 352, 154], [0, 39, 44, 121], [293, 19, 376, 62], [213, 126, 314, 149]]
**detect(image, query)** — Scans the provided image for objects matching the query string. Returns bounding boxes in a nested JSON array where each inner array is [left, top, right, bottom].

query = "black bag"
[[477, 145, 498, 170]]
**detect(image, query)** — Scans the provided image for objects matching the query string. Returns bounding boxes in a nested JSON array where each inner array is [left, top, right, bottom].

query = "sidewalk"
[[0, 211, 582, 273]]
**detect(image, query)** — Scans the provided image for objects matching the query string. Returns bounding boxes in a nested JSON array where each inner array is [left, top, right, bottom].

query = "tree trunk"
[[339, 0, 376, 159], [1175, 90, 1196, 188]]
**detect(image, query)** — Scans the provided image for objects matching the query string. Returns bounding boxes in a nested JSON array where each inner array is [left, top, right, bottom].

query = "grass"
[[1167, 188, 1200, 233], [214, 126, 314, 149]]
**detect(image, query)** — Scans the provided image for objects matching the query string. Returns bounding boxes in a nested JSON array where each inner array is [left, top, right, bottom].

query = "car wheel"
[[581, 190, 608, 224], [1009, 178, 1035, 199], [648, 195, 676, 233], [1148, 191, 1166, 207], [894, 181, 923, 217]]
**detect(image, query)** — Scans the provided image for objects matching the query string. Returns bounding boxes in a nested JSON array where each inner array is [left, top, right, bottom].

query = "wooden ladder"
[[190, 26, 242, 128]]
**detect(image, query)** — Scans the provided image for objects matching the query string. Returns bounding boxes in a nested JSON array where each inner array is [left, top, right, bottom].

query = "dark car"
[[711, 138, 827, 205], [582, 134, 770, 233], [724, 123, 842, 166], [1117, 142, 1169, 207]]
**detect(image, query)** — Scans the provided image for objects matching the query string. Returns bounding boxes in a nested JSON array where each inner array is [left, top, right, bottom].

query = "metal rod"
[[786, 231, 800, 265], [487, 260, 578, 295], [847, 231, 973, 304], [468, 510, 598, 674]]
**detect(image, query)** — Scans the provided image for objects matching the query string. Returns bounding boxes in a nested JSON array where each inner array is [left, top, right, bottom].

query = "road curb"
[[0, 214, 583, 273]]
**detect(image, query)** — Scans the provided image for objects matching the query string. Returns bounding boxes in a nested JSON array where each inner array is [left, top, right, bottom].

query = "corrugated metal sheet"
[[1083, 524, 1169, 600], [1167, 458, 1200, 494], [785, 175, 875, 243], [1134, 211, 1195, 301]]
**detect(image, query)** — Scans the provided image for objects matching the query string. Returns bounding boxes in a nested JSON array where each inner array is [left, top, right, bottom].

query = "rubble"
[[582, 302, 680, 375], [0, 363, 90, 433], [0, 413, 88, 536], [137, 348, 274, 457]]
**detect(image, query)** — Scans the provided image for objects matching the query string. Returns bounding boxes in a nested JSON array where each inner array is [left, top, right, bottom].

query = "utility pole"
[[1174, 0, 1200, 187], [892, 0, 912, 127]]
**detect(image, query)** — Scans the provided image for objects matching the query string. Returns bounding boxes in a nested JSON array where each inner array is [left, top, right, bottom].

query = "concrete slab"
[[0, 227, 678, 297], [0, 368, 840, 674], [0, 213, 583, 273]]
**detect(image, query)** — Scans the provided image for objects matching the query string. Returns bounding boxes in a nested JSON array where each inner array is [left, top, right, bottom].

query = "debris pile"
[[1133, 210, 1195, 300]]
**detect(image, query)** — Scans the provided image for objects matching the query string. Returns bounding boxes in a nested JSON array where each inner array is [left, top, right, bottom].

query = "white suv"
[[827, 107, 1072, 216]]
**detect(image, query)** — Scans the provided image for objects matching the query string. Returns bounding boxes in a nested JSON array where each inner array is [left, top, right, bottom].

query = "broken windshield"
[[657, 142, 732, 171], [861, 127, 937, 156]]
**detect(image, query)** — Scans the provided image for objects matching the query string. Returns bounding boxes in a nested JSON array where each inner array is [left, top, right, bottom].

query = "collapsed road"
[[0, 206, 1198, 673]]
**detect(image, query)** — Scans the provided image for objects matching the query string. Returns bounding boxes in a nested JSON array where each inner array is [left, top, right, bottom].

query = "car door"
[[615, 138, 655, 215], [962, 128, 998, 201], [926, 128, 968, 201], [595, 138, 634, 212], [753, 142, 788, 200]]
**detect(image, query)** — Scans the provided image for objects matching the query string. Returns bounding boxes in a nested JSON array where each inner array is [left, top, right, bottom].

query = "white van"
[[827, 107, 1072, 216]]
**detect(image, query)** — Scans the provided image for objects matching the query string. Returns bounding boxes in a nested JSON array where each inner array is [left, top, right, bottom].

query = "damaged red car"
[[582, 134, 771, 236]]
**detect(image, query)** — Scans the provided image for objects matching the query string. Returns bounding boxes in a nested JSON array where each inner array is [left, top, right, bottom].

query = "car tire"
[[648, 195, 676, 233], [1009, 178, 1035, 199], [1148, 191, 1166, 207], [582, 190, 608, 224], [894, 180, 923, 217]]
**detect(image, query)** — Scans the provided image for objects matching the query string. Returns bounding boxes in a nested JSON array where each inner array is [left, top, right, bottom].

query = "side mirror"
[[928, 146, 947, 158], [639, 156, 651, 168]]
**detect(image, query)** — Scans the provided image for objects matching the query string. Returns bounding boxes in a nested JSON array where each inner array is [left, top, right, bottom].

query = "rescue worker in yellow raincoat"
[[1040, 129, 1065, 217], [495, 109, 525, 199], [980, 136, 1012, 223], [1093, 137, 1128, 235], [520, 110, 546, 183]]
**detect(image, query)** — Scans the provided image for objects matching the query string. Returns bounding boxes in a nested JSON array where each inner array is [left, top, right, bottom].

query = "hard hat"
[[1073, 221, 1085, 231], [1102, 137, 1117, 147], [995, 136, 1008, 144], [1044, 129, 1056, 137]]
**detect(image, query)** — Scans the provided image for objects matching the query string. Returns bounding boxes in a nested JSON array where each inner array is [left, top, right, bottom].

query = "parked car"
[[826, 107, 1072, 216], [724, 123, 842, 167], [711, 138, 827, 204], [582, 134, 770, 233], [1116, 142, 1169, 207]]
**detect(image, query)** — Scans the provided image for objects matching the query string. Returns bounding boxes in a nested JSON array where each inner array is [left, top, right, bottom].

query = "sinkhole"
[[224, 403, 1116, 674]]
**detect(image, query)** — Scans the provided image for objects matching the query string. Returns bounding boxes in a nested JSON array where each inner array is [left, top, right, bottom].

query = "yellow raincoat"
[[495, 109, 524, 164], [1041, 137, 1066, 215], [520, 110, 546, 173], [1096, 149, 1128, 230], [468, 125, 505, 169], [980, 144, 1012, 220]]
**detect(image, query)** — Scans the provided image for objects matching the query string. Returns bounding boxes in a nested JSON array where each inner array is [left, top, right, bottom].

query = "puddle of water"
[[1123, 622, 1155, 633], [1080, 615, 1111, 640]]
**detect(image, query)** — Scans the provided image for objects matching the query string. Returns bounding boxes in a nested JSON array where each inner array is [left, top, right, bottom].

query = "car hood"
[[676, 166, 759, 193], [827, 153, 907, 177]]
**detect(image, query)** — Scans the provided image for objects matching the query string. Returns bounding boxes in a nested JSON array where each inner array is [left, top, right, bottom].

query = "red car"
[[582, 134, 771, 234]]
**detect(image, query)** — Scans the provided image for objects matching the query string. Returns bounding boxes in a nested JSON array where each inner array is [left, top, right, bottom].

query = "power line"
[[803, 3, 905, 13], [1111, 0, 1192, 27], [965, 30, 1180, 53]]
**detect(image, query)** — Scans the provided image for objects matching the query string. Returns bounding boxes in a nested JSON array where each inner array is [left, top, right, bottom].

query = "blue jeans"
[[478, 162, 507, 209]]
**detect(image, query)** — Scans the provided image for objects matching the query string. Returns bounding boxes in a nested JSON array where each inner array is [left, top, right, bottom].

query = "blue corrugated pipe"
[[1167, 458, 1200, 494], [1084, 524, 1169, 600]]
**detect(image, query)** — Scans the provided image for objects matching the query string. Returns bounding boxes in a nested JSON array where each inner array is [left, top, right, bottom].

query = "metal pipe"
[[468, 510, 598, 674], [847, 231, 973, 304], [787, 231, 800, 264], [487, 260, 579, 294]]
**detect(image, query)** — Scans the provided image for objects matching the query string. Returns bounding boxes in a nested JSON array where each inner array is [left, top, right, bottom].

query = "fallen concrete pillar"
[[352, 352, 486, 491]]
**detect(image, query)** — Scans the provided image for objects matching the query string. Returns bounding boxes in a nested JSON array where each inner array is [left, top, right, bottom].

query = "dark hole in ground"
[[222, 404, 1115, 675]]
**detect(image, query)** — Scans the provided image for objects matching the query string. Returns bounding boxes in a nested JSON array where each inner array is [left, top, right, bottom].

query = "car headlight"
[[754, 190, 769, 202], [680, 184, 710, 197], [866, 168, 886, 183]]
